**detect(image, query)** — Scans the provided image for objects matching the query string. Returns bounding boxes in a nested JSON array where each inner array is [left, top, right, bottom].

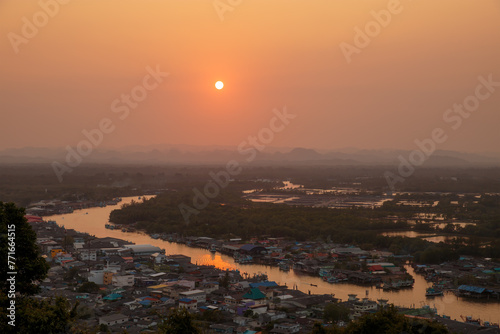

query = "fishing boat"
[[461, 316, 481, 326], [327, 277, 340, 283], [483, 321, 500, 328], [426, 287, 444, 297], [279, 262, 290, 271], [210, 245, 217, 253]]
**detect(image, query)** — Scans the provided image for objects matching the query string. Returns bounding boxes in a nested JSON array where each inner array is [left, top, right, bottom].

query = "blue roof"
[[249, 281, 278, 288], [458, 285, 486, 293], [139, 300, 151, 306], [243, 288, 266, 300], [179, 298, 193, 303], [103, 293, 122, 300]]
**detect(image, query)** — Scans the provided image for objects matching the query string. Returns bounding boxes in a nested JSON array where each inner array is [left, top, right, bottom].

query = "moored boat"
[[426, 287, 444, 297]]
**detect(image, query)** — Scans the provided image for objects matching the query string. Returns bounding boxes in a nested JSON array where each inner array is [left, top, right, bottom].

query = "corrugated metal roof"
[[249, 281, 278, 288], [240, 244, 265, 252], [458, 285, 486, 293]]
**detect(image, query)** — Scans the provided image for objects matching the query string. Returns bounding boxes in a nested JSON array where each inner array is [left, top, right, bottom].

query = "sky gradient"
[[1, 0, 499, 153]]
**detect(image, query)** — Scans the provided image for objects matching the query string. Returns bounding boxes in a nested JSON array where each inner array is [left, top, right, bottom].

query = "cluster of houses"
[[28, 217, 418, 333], [180, 236, 413, 289], [26, 216, 500, 333], [25, 197, 122, 216], [415, 257, 500, 300]]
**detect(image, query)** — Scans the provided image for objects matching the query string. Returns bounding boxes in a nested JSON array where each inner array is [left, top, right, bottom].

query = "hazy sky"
[[1, 0, 499, 152]]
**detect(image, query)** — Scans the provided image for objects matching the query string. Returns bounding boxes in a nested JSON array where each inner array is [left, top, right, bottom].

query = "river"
[[46, 196, 500, 324]]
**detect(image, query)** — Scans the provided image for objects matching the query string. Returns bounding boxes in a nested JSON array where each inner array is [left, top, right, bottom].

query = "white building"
[[99, 313, 128, 326], [87, 265, 120, 284], [179, 289, 206, 303], [79, 249, 97, 261], [124, 244, 163, 256], [353, 298, 378, 318], [112, 274, 135, 287], [273, 322, 300, 333]]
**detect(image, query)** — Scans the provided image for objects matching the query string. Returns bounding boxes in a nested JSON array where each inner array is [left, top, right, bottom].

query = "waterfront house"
[[123, 244, 163, 257]]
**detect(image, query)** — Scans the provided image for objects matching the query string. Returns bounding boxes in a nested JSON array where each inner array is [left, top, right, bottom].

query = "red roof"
[[25, 215, 43, 223], [369, 265, 384, 271]]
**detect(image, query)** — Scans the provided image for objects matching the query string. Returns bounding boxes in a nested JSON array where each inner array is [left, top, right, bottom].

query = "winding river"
[[46, 196, 500, 324]]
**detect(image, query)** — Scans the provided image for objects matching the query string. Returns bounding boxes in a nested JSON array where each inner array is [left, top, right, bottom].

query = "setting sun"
[[215, 81, 224, 90]]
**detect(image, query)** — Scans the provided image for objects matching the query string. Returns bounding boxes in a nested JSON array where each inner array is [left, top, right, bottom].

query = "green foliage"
[[158, 308, 200, 334], [64, 267, 83, 281], [108, 189, 493, 261], [99, 323, 110, 333], [341, 305, 449, 334], [0, 294, 77, 334], [77, 281, 100, 293], [311, 322, 329, 334], [0, 202, 49, 296], [323, 302, 350, 323], [219, 271, 230, 288]]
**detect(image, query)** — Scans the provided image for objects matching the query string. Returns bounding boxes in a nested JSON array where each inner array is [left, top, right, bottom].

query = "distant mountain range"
[[1, 146, 500, 167]]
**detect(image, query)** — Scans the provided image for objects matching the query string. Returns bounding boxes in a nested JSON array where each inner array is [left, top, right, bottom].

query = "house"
[[78, 249, 97, 261], [112, 274, 135, 287], [167, 254, 191, 266], [151, 252, 168, 264], [179, 298, 197, 310], [87, 267, 119, 285], [238, 244, 267, 256], [179, 289, 207, 303], [209, 324, 234, 333], [53, 253, 73, 264], [103, 293, 122, 301], [103, 272, 114, 285], [353, 298, 378, 317], [200, 282, 219, 294], [242, 288, 266, 304], [99, 313, 128, 326], [123, 244, 163, 257], [272, 322, 300, 333]]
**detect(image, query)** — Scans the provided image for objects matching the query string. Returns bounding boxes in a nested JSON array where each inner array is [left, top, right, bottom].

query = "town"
[[27, 214, 500, 333]]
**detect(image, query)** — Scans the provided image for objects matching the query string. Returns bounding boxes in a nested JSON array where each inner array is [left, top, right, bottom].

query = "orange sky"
[[1, 0, 499, 152]]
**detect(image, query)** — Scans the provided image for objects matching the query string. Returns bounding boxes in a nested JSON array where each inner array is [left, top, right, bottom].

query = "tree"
[[62, 235, 74, 251], [342, 305, 449, 334], [64, 267, 83, 281], [0, 294, 78, 334], [311, 322, 329, 334], [158, 308, 200, 334], [99, 323, 110, 333], [78, 281, 100, 293], [219, 271, 230, 288], [0, 202, 50, 295], [323, 302, 350, 324]]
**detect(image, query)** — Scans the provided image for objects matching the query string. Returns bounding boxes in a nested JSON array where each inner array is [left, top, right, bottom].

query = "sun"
[[215, 81, 224, 90]]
